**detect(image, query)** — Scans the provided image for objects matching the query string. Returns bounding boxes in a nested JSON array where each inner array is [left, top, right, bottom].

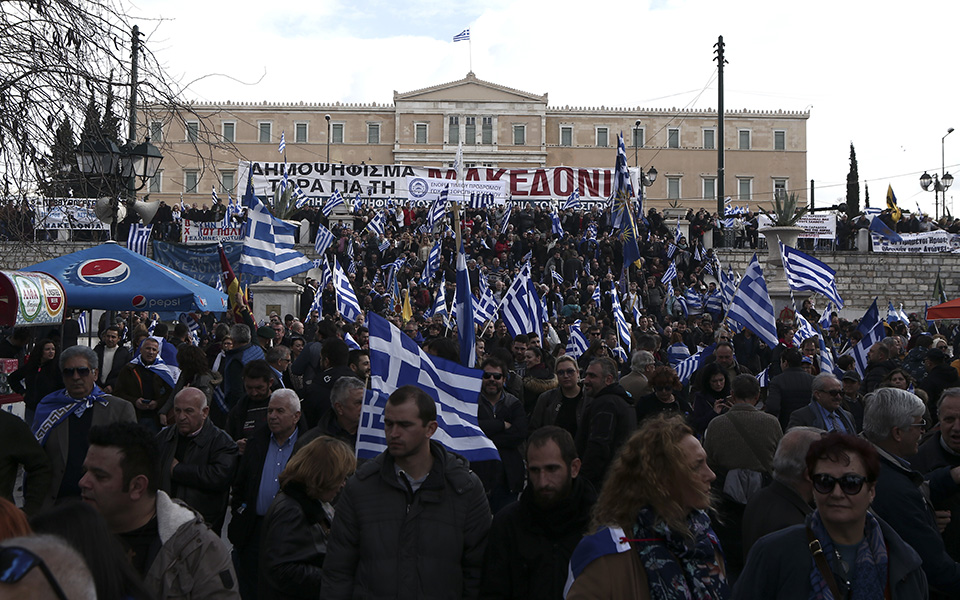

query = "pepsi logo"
[[132, 295, 146, 309], [77, 259, 130, 286]]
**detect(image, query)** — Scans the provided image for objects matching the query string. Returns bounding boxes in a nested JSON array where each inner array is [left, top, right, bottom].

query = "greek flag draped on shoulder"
[[357, 313, 498, 462], [129, 351, 181, 389], [33, 386, 109, 446], [564, 527, 632, 598]]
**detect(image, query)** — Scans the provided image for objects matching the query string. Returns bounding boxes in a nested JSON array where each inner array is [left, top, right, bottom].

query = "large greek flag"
[[127, 224, 153, 257], [314, 222, 335, 255], [779, 242, 844, 308], [566, 320, 589, 359], [357, 313, 499, 462], [238, 179, 312, 281], [455, 242, 476, 368], [725, 254, 779, 350], [676, 343, 716, 385], [500, 262, 540, 339], [366, 211, 387, 236], [422, 239, 442, 283], [611, 282, 631, 353], [322, 190, 345, 217], [332, 258, 361, 322]]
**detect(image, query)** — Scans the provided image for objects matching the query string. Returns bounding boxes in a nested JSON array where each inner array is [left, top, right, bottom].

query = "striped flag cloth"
[[237, 179, 312, 281], [565, 320, 589, 359], [127, 224, 153, 256], [856, 300, 881, 338], [610, 282, 631, 353], [455, 242, 476, 367], [586, 222, 597, 239], [347, 261, 356, 275], [592, 285, 601, 307], [820, 302, 833, 330], [474, 273, 498, 326], [357, 313, 497, 462], [721, 268, 737, 310], [792, 313, 819, 347], [215, 275, 224, 293], [366, 211, 387, 236], [851, 320, 886, 378], [345, 332, 361, 350], [221, 194, 233, 228], [725, 254, 779, 350], [552, 270, 564, 285], [452, 29, 470, 42], [378, 239, 390, 252], [684, 287, 704, 316], [500, 263, 539, 339], [887, 301, 909, 326], [77, 311, 87, 335], [212, 187, 219, 205], [632, 303, 642, 327], [426, 276, 448, 319], [562, 188, 581, 211], [819, 336, 839, 376], [314, 222, 336, 255], [332, 258, 361, 322], [675, 343, 717, 385], [674, 219, 682, 243], [779, 242, 844, 308], [551, 210, 564, 237], [666, 243, 677, 259], [428, 187, 449, 232], [278, 131, 285, 153], [322, 190, 345, 217], [422, 239, 442, 283], [693, 244, 703, 262], [756, 367, 769, 388], [293, 186, 309, 208], [499, 203, 512, 234], [661, 261, 678, 284]]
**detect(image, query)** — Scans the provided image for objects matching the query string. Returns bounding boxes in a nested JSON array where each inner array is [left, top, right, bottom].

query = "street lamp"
[[633, 120, 641, 167], [637, 164, 657, 217], [920, 127, 955, 219], [325, 114, 331, 163]]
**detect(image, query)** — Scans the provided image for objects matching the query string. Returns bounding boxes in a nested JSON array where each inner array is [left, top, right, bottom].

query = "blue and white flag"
[[592, 285, 601, 307], [661, 261, 678, 284], [238, 180, 312, 282], [127, 224, 153, 257], [820, 302, 833, 330], [292, 186, 310, 208], [314, 222, 336, 255], [428, 187, 448, 231], [725, 254, 779, 350], [378, 239, 390, 253], [856, 299, 881, 338], [453, 29, 470, 42], [779, 242, 845, 308], [499, 203, 512, 234], [684, 286, 704, 317], [456, 242, 476, 368], [675, 343, 717, 386], [332, 258, 362, 323], [609, 133, 634, 231], [666, 243, 677, 259], [819, 336, 839, 376], [474, 273, 498, 326], [422, 239, 442, 284], [500, 263, 540, 339], [793, 313, 819, 347], [565, 320, 589, 359], [674, 219, 682, 243], [720, 267, 737, 310], [345, 332, 361, 350], [278, 131, 286, 154], [221, 194, 233, 228], [551, 210, 564, 237], [366, 211, 387, 236], [322, 190, 345, 217], [211, 187, 219, 205], [756, 367, 769, 388], [868, 214, 903, 243], [77, 311, 87, 335], [562, 188, 581, 211], [887, 301, 909, 326], [358, 313, 498, 462], [552, 270, 564, 285], [851, 320, 886, 378], [611, 282, 632, 353]]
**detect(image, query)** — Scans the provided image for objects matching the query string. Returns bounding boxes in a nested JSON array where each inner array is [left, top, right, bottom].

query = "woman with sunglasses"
[[735, 432, 927, 599]]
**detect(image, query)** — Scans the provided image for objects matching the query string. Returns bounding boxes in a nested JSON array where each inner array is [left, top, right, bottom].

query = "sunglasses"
[[0, 546, 69, 600], [811, 473, 867, 496], [62, 367, 92, 377], [482, 372, 504, 380], [819, 389, 843, 397]]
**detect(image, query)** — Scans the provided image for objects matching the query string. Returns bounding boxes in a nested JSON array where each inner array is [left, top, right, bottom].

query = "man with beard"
[[575, 357, 635, 490], [479, 427, 596, 599]]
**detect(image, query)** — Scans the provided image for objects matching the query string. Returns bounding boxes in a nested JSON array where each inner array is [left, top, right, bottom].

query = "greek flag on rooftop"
[[366, 211, 387, 236], [725, 254, 779, 350], [357, 313, 498, 462], [127, 224, 152, 257], [314, 222, 335, 255], [676, 344, 717, 385], [779, 242, 844, 308], [661, 261, 678, 284], [237, 176, 312, 282], [428, 187, 448, 231], [499, 203, 512, 234], [562, 188, 581, 211], [332, 258, 361, 323], [565, 320, 589, 359], [322, 190, 345, 217], [453, 29, 470, 42]]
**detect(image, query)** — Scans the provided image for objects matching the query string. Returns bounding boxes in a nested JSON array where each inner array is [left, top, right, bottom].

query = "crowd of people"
[[2, 195, 960, 599]]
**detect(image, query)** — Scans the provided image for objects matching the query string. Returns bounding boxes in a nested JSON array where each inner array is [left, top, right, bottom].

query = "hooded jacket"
[[575, 382, 636, 490]]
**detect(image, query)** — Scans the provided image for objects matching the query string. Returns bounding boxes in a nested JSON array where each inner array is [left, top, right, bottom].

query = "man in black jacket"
[[94, 326, 130, 393], [576, 357, 635, 490], [156, 387, 239, 534], [920, 349, 960, 418], [765, 348, 815, 430], [480, 426, 595, 600]]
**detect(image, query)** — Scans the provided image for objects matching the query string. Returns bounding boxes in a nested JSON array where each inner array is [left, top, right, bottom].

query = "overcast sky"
[[130, 0, 960, 215]]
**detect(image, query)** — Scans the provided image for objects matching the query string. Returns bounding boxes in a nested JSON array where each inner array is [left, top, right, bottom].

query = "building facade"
[[142, 72, 808, 212]]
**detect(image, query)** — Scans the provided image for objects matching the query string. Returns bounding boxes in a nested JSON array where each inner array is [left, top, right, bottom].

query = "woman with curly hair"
[[634, 365, 688, 425], [566, 414, 728, 599]]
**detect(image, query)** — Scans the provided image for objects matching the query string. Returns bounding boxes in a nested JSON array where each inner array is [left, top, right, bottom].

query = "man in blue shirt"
[[787, 373, 856, 433]]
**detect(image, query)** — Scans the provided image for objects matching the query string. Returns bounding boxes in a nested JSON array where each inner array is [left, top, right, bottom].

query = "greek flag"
[[127, 224, 153, 256], [666, 243, 677, 259], [565, 320, 589, 359], [675, 344, 717, 385], [499, 203, 512, 234], [428, 187, 448, 231], [366, 211, 387, 236], [212, 187, 219, 205], [720, 268, 737, 310], [474, 273, 498, 326], [820, 302, 833, 330], [552, 270, 564, 285], [661, 261, 678, 284], [693, 244, 703, 262], [611, 282, 631, 353], [345, 332, 361, 350], [314, 222, 335, 255], [426, 277, 448, 319], [819, 336, 839, 376], [347, 260, 356, 275], [215, 275, 224, 293], [379, 239, 390, 252], [725, 254, 779, 350], [293, 186, 309, 208], [453, 29, 470, 42], [674, 219, 682, 243], [357, 313, 498, 462], [332, 258, 361, 322], [278, 131, 285, 154], [500, 263, 541, 339], [684, 287, 703, 317], [856, 300, 881, 338], [77, 311, 87, 334], [456, 242, 476, 367], [221, 194, 233, 228], [586, 222, 598, 239], [238, 184, 312, 281], [756, 367, 769, 388], [779, 242, 844, 308], [851, 320, 886, 378], [632, 303, 642, 327], [551, 210, 564, 237], [887, 301, 909, 326], [793, 312, 819, 346], [609, 133, 633, 231], [592, 285, 601, 307], [322, 190, 345, 217], [562, 188, 581, 211], [422, 239, 442, 283]]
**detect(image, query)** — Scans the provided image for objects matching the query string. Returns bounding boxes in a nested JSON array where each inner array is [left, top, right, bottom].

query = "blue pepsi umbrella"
[[27, 241, 229, 313]]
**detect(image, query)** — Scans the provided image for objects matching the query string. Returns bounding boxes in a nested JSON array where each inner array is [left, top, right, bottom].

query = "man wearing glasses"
[[787, 374, 857, 433], [31, 345, 135, 508], [473, 357, 527, 513], [864, 387, 960, 596]]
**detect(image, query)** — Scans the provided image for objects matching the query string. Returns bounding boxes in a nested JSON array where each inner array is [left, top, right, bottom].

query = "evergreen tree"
[[38, 118, 80, 198], [864, 182, 870, 208], [846, 143, 860, 218], [101, 82, 122, 146]]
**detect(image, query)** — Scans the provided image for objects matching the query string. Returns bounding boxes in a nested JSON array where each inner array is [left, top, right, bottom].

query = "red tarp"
[[926, 298, 960, 320]]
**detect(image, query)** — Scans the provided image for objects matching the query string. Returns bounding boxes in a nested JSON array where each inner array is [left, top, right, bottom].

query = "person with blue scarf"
[[734, 432, 927, 599], [565, 414, 729, 599], [114, 337, 181, 434]]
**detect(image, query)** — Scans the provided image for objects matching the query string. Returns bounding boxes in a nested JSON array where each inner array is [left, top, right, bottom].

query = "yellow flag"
[[401, 288, 413, 322], [886, 184, 901, 223]]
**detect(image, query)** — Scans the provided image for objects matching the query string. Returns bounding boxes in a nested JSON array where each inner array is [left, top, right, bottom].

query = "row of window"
[[152, 119, 788, 151], [665, 177, 788, 201]]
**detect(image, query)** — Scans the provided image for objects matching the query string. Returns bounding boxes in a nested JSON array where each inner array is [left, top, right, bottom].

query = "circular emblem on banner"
[[12, 275, 42, 322], [41, 278, 63, 316], [77, 259, 130, 286], [132, 295, 147, 309], [408, 178, 429, 199]]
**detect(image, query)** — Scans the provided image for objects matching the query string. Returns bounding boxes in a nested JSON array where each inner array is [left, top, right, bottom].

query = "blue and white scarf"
[[33, 386, 108, 446], [130, 340, 181, 389]]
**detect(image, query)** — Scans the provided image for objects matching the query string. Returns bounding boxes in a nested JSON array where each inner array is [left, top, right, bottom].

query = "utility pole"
[[713, 36, 727, 219]]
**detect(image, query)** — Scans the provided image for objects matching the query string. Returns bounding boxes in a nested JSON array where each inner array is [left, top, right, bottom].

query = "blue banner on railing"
[[151, 241, 245, 289]]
